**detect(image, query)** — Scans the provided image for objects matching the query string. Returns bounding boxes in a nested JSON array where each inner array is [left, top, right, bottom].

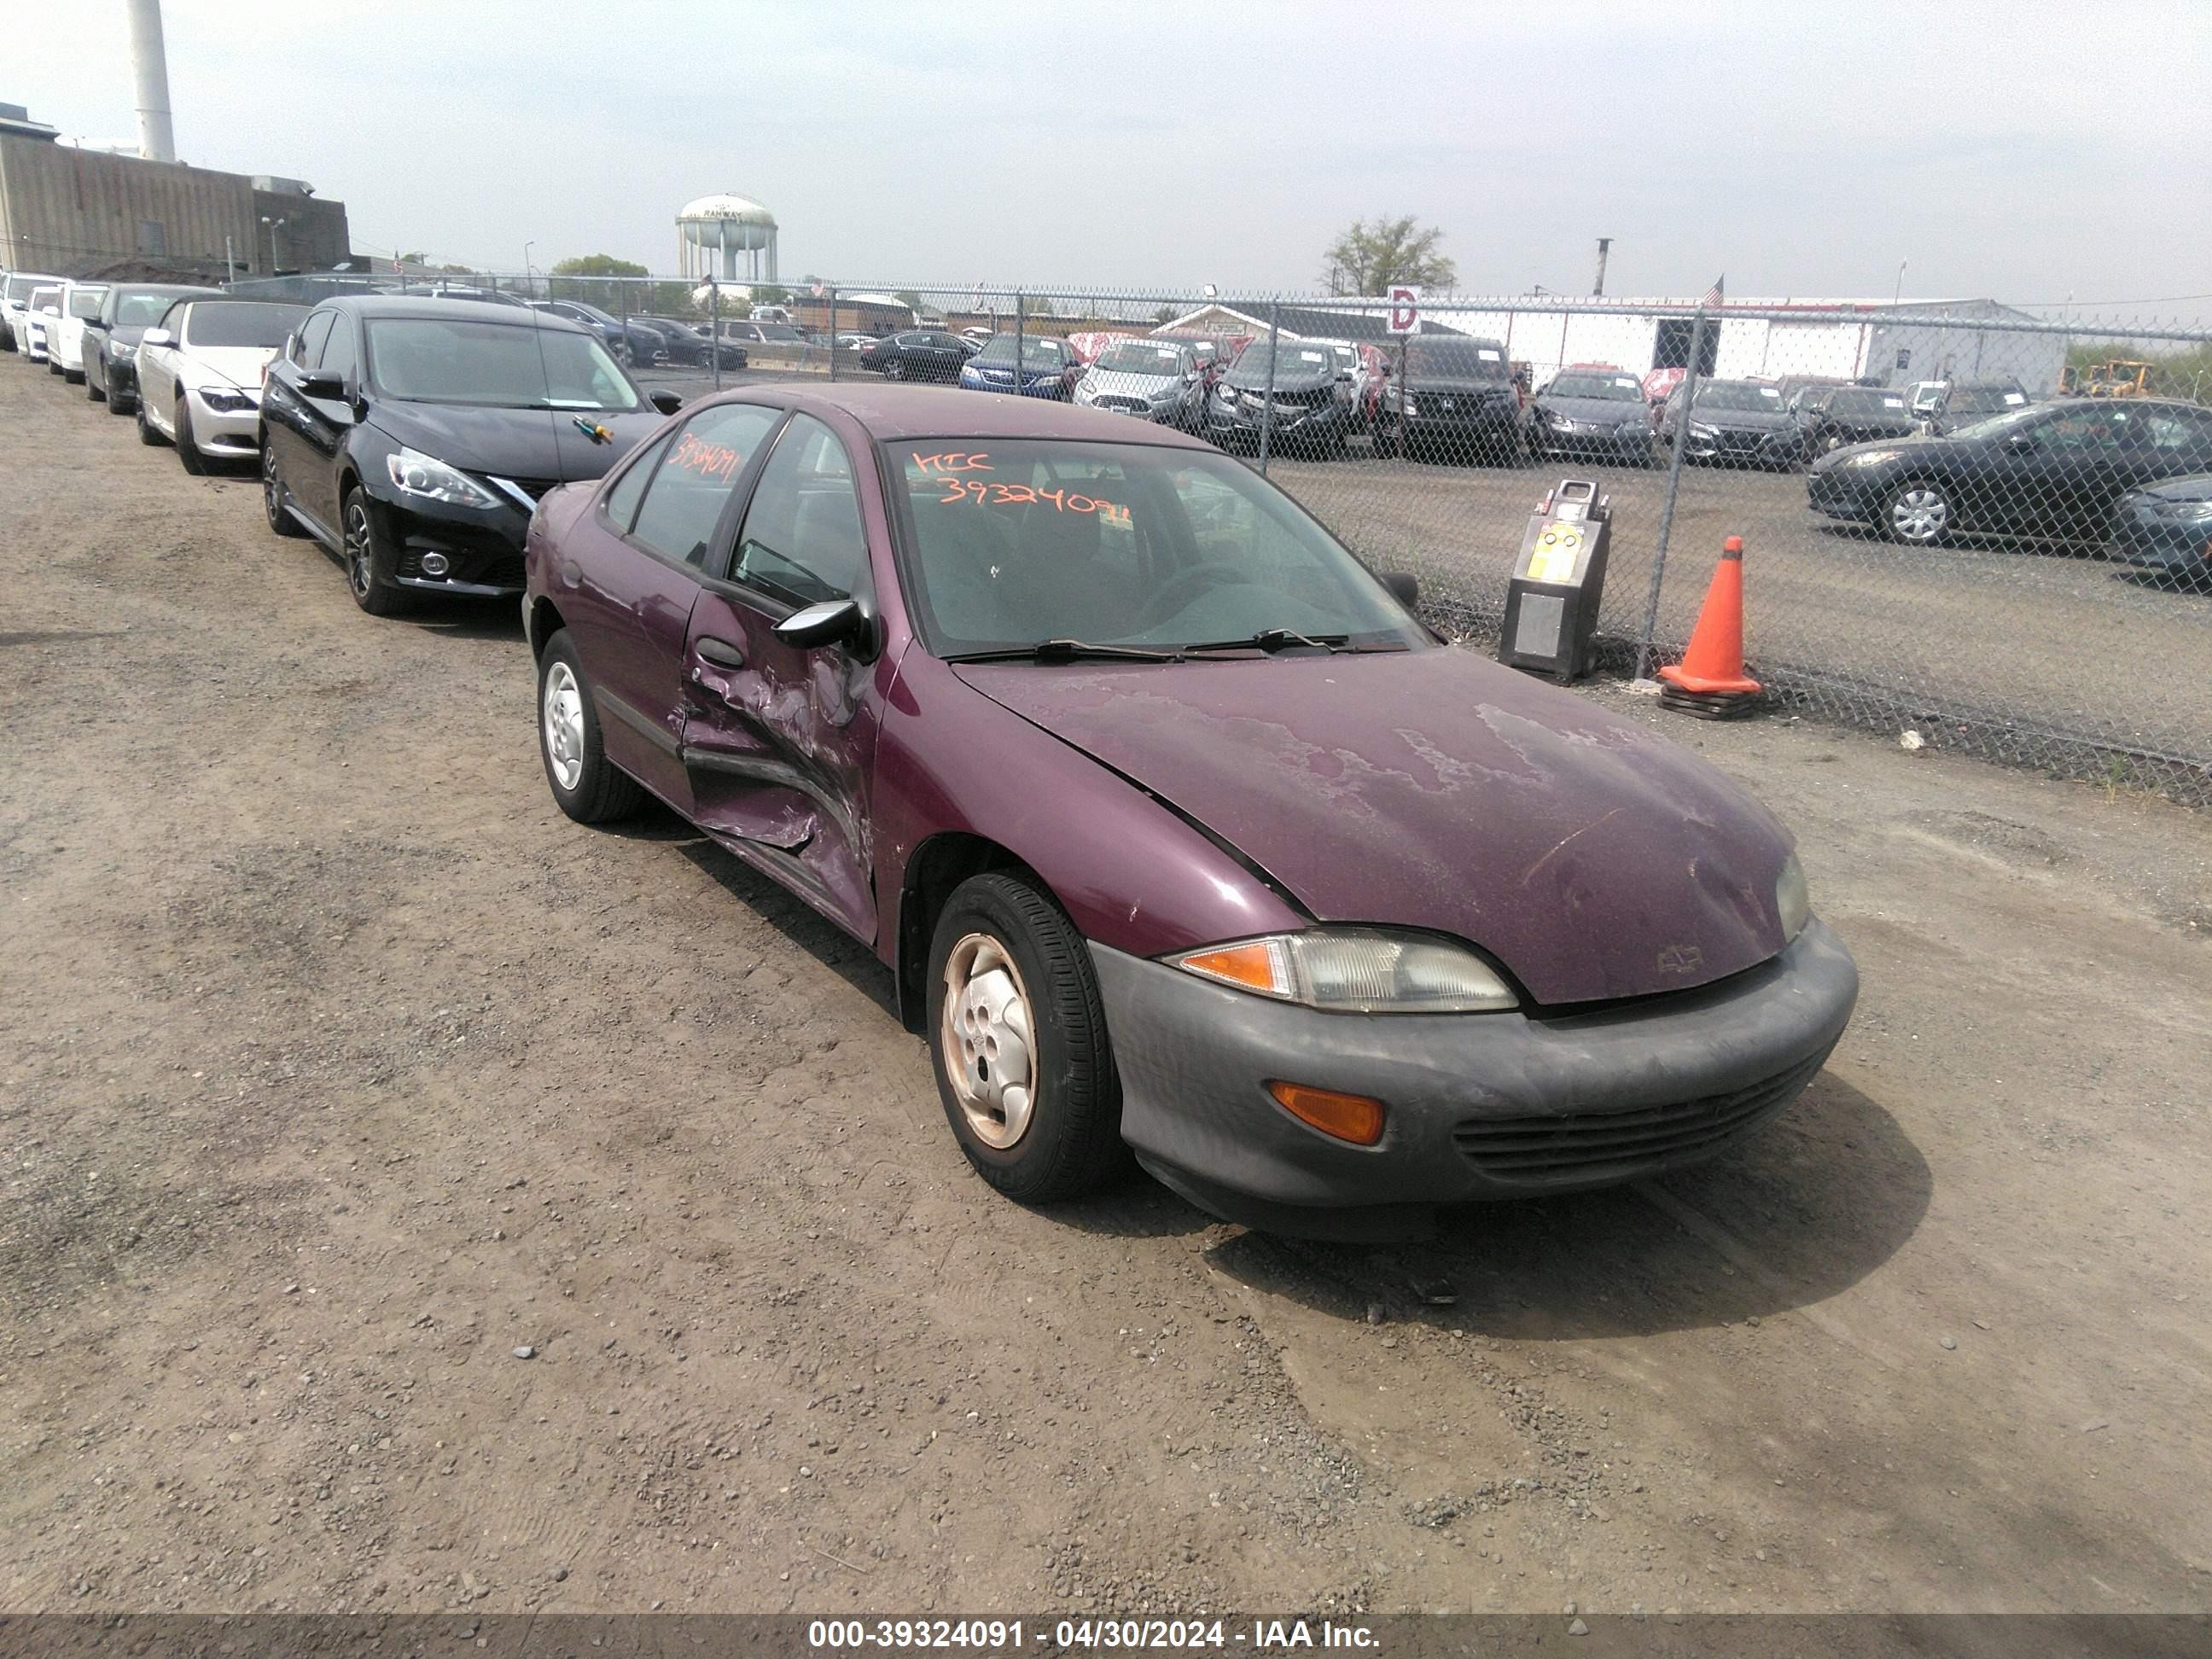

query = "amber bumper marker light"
[[1267, 1080, 1386, 1147]]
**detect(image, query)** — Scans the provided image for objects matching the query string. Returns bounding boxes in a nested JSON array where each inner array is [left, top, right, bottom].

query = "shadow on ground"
[[1204, 1071, 1930, 1340]]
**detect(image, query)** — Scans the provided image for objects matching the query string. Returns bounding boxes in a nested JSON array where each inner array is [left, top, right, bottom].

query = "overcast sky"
[[10, 1, 2208, 320]]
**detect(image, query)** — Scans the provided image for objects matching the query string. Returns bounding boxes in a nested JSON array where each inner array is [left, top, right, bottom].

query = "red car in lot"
[[521, 385, 1856, 1237]]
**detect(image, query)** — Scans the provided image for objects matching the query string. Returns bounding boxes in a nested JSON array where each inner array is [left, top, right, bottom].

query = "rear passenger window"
[[629, 404, 782, 566], [731, 413, 868, 605]]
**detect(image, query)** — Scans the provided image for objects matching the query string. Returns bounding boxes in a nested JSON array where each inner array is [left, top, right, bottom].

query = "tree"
[[894, 289, 923, 311], [549, 253, 649, 311], [1153, 306, 1177, 324], [1321, 217, 1457, 296]]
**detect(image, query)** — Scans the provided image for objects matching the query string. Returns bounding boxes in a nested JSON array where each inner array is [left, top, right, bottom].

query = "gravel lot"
[[3, 352, 2209, 1619]]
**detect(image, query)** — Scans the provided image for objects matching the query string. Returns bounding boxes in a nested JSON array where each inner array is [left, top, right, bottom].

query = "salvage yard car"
[[1, 270, 61, 352], [1072, 337, 1211, 430], [1807, 397, 2212, 545], [521, 384, 1859, 1237], [958, 335, 1082, 399], [79, 282, 218, 411], [2110, 472, 2212, 591], [132, 297, 307, 473], [44, 281, 109, 383], [1528, 369, 1653, 465], [1206, 336, 1357, 457], [1659, 379, 1798, 468], [1375, 335, 1526, 463], [259, 295, 682, 614], [1794, 384, 1918, 458]]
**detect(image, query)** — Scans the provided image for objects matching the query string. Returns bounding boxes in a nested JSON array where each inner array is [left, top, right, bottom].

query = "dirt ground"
[[2, 352, 2209, 1620]]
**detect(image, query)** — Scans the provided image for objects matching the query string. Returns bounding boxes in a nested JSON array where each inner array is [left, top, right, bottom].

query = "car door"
[[681, 410, 881, 940], [2026, 405, 2135, 535], [295, 310, 362, 529], [565, 400, 787, 812], [262, 310, 335, 532], [137, 302, 188, 431]]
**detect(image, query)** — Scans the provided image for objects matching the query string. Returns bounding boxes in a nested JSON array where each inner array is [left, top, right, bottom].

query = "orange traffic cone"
[[1657, 536, 1762, 719]]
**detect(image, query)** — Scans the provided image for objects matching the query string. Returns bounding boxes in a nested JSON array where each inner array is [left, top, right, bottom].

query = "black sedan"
[[79, 282, 216, 414], [2110, 473, 2212, 590], [1795, 385, 1918, 459], [855, 329, 971, 381], [1924, 379, 2029, 436], [1657, 380, 1798, 467], [259, 296, 681, 615], [1528, 369, 1653, 465], [1375, 335, 1525, 463], [1807, 398, 2212, 546]]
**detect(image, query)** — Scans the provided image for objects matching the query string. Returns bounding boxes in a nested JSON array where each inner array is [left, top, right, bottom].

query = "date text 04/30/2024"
[[806, 1619, 1380, 1650]]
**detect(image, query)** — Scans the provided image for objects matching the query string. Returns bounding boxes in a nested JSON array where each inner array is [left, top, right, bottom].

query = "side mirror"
[[1380, 571, 1419, 610], [2002, 432, 2034, 451], [142, 328, 175, 348], [774, 597, 866, 650], [299, 370, 345, 399], [649, 388, 684, 415]]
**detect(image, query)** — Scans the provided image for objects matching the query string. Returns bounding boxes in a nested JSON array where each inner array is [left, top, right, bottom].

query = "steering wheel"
[[1140, 561, 1257, 629]]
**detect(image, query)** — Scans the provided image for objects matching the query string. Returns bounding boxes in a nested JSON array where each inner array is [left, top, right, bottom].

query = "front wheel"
[[341, 486, 412, 615], [927, 873, 1128, 1205], [537, 630, 643, 824], [1884, 480, 1954, 545], [176, 402, 208, 475]]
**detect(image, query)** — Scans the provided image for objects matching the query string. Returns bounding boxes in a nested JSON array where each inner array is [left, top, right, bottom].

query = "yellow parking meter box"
[[1498, 479, 1612, 681]]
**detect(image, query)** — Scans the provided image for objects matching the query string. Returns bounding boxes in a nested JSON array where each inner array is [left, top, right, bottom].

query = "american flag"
[[1700, 275, 1726, 310]]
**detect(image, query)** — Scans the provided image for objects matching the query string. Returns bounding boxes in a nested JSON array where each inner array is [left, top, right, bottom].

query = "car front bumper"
[[1679, 428, 1802, 466], [1534, 422, 1650, 457], [1092, 918, 1858, 1239], [1205, 400, 1350, 445], [187, 388, 265, 457], [369, 489, 534, 597], [2110, 514, 2212, 578], [1807, 469, 1883, 521]]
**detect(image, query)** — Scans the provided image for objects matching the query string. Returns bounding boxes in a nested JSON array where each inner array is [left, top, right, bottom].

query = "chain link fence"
[[13, 247, 2210, 800]]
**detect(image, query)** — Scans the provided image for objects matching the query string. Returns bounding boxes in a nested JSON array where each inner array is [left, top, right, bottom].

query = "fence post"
[[1634, 307, 1708, 683], [827, 286, 838, 381], [1258, 299, 1280, 475], [710, 279, 721, 393], [1014, 292, 1024, 399]]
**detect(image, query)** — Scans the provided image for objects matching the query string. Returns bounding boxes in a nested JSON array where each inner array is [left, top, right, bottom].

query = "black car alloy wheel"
[[341, 487, 410, 616], [262, 439, 306, 538]]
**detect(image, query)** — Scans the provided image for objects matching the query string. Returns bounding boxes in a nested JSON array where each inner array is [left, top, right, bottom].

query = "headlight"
[[1400, 398, 1418, 417], [1167, 928, 1517, 1014], [1776, 853, 1812, 942], [196, 387, 257, 414], [1843, 448, 1901, 467], [1690, 422, 1720, 439], [111, 340, 137, 359], [2163, 500, 2212, 522], [1616, 419, 1644, 435], [385, 447, 500, 509], [1215, 383, 1236, 404], [1073, 380, 1097, 402]]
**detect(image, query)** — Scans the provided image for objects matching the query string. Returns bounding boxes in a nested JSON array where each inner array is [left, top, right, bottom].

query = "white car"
[[44, 281, 110, 383], [2, 270, 61, 352], [19, 284, 62, 362], [132, 297, 307, 474]]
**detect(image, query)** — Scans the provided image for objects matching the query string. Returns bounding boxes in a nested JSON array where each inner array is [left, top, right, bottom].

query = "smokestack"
[[126, 0, 177, 164], [1592, 237, 1612, 298]]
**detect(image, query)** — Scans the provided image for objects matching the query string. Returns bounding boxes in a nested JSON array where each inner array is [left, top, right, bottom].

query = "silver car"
[[1071, 338, 1209, 430], [132, 298, 307, 474]]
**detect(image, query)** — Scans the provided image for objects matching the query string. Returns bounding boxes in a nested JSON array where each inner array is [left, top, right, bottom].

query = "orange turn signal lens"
[[1266, 1080, 1386, 1147], [1176, 940, 1292, 997]]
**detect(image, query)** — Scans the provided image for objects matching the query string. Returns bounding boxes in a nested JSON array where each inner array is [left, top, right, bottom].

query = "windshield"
[[971, 337, 1066, 369], [753, 323, 803, 341], [183, 302, 306, 348], [1946, 405, 2048, 442], [115, 290, 197, 325], [1232, 341, 1336, 381], [894, 439, 1423, 655], [1545, 374, 1641, 401], [67, 288, 110, 318], [5, 275, 55, 303], [1947, 386, 2026, 415], [1828, 389, 1908, 416], [365, 317, 643, 410], [1692, 381, 1785, 412], [1405, 338, 1508, 378], [1095, 341, 1185, 376]]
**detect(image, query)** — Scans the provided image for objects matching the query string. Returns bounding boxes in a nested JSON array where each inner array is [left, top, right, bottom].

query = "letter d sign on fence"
[[1387, 285, 1421, 335]]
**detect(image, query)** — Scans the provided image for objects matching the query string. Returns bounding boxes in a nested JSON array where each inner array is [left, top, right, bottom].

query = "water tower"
[[678, 194, 778, 284]]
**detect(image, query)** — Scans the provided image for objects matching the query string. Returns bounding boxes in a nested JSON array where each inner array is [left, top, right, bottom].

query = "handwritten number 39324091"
[[911, 451, 1132, 527]]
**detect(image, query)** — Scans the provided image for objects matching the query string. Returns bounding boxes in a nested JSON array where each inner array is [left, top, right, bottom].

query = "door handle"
[[695, 637, 746, 669]]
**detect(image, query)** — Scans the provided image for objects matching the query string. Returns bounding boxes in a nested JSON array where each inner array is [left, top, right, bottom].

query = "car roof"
[[708, 382, 1220, 448], [316, 294, 591, 330]]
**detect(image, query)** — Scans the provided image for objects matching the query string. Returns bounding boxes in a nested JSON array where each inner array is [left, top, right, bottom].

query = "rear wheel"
[[537, 630, 643, 824], [883, 357, 905, 381], [176, 401, 207, 474], [926, 872, 1129, 1205], [86, 363, 104, 400], [341, 486, 412, 616], [262, 439, 306, 538], [136, 397, 169, 446]]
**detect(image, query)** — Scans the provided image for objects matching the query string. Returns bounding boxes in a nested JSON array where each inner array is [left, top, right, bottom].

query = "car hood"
[[1810, 434, 1951, 473], [2133, 472, 2212, 504], [366, 401, 664, 482], [1086, 369, 1182, 398], [1225, 367, 1336, 393], [953, 647, 1796, 1005], [1687, 405, 1794, 430], [1539, 395, 1646, 422], [1403, 374, 1516, 397], [181, 346, 280, 389]]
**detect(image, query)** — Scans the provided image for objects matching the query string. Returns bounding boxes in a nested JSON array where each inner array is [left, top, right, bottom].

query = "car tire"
[[883, 358, 904, 381], [341, 486, 413, 616], [86, 361, 105, 400], [1883, 480, 1954, 546], [262, 438, 308, 538], [536, 630, 643, 824], [1375, 423, 1404, 460], [176, 401, 208, 475], [66, 363, 85, 386], [136, 397, 169, 446], [926, 871, 1128, 1206]]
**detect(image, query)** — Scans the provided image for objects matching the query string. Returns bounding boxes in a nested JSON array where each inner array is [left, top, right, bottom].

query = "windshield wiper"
[[1182, 629, 1345, 655], [946, 638, 1182, 664]]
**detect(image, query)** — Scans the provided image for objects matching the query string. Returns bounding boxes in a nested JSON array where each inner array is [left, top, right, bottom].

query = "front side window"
[[293, 311, 334, 367], [365, 318, 641, 410], [68, 288, 108, 320], [2144, 409, 2212, 451], [602, 433, 672, 533], [731, 413, 868, 604], [894, 439, 1421, 655], [319, 316, 359, 382], [628, 404, 783, 568]]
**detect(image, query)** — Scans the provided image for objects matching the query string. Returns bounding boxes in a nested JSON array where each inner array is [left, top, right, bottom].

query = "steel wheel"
[[344, 497, 375, 599], [1886, 481, 1953, 545], [883, 357, 904, 381], [541, 660, 586, 792], [940, 932, 1039, 1150]]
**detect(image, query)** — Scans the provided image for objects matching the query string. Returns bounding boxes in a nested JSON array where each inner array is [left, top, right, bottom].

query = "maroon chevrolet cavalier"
[[521, 384, 1857, 1238]]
